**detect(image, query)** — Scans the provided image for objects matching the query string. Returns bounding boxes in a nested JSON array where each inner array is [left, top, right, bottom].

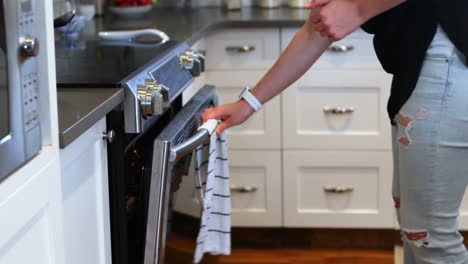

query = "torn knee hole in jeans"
[[396, 113, 415, 147], [401, 229, 431, 248], [393, 196, 400, 209]]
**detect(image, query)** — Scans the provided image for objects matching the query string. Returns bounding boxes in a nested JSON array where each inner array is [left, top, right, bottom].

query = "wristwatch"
[[239, 87, 263, 112]]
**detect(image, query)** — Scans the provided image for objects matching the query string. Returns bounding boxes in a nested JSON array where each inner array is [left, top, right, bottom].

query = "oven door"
[[143, 85, 218, 264]]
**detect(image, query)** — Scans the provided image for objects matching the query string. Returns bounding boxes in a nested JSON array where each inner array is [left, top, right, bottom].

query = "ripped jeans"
[[393, 26, 468, 263]]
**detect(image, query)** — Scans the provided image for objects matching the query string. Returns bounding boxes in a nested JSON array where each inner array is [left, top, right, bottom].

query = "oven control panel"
[[123, 42, 203, 133]]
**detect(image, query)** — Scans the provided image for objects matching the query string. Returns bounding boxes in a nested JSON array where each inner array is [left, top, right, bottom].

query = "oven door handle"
[[169, 119, 219, 162]]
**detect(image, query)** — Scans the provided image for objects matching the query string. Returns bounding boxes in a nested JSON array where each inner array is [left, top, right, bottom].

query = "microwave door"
[[0, 0, 26, 181]]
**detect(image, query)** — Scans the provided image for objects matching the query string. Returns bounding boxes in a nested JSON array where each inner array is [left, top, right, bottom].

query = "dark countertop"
[[58, 7, 308, 148], [96, 7, 309, 45], [58, 88, 124, 148]]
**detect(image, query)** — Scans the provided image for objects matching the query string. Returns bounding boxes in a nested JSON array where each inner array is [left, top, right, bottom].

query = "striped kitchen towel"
[[193, 123, 231, 263]]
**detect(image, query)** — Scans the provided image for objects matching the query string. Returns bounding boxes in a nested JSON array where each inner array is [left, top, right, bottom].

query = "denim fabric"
[[392, 26, 468, 263]]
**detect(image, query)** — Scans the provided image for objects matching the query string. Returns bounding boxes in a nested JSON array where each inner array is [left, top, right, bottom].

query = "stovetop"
[[55, 39, 179, 87]]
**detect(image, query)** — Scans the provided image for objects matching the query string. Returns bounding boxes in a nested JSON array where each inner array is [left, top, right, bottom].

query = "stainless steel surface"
[[19, 36, 39, 58], [169, 128, 210, 162], [225, 45, 256, 53], [323, 185, 354, 194], [327, 45, 355, 53], [102, 130, 116, 143], [144, 140, 171, 264], [122, 42, 194, 134], [257, 0, 281, 8], [144, 85, 216, 264], [287, 0, 307, 8], [0, 0, 42, 181], [322, 106, 355, 115], [223, 0, 241, 10], [57, 88, 124, 148], [230, 185, 258, 193]]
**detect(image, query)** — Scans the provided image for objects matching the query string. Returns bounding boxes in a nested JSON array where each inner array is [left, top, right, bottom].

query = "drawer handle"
[[323, 107, 355, 114], [230, 185, 258, 193], [323, 185, 354, 194], [327, 45, 354, 53], [225, 45, 256, 53]]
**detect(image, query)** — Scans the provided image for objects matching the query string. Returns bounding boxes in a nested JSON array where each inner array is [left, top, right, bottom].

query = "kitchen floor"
[[167, 234, 396, 264]]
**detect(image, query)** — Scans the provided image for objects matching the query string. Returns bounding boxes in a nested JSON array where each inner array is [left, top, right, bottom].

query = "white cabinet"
[[0, 149, 65, 264], [282, 70, 392, 150], [59, 118, 112, 264], [229, 150, 282, 227], [283, 150, 393, 228], [206, 70, 282, 149], [281, 28, 382, 70], [205, 28, 280, 70], [174, 150, 283, 227]]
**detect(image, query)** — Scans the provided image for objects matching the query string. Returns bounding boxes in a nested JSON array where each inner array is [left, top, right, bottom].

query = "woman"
[[201, 0, 468, 262]]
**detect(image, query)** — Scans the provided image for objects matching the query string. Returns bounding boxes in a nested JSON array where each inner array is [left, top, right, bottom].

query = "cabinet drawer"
[[174, 150, 283, 227], [206, 70, 281, 149], [281, 28, 381, 70], [283, 150, 393, 228], [205, 29, 280, 70], [230, 150, 282, 227], [282, 70, 392, 150]]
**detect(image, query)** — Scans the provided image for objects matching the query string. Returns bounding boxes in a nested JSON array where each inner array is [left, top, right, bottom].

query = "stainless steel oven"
[[0, 0, 42, 181]]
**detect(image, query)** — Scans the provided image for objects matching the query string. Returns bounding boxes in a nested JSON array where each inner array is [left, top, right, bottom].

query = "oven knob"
[[150, 91, 164, 116], [180, 54, 201, 77], [138, 84, 164, 118], [19, 36, 40, 58], [156, 83, 170, 108], [186, 50, 205, 72]]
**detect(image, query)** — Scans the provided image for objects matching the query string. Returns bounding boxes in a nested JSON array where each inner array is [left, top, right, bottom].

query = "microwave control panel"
[[18, 0, 41, 159]]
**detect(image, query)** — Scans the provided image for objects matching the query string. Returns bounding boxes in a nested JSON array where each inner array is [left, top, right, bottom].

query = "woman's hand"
[[307, 0, 367, 41], [201, 99, 255, 135], [306, 0, 405, 41]]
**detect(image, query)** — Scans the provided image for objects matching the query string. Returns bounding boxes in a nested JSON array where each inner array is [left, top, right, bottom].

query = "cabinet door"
[[0, 149, 65, 264], [283, 150, 393, 228], [205, 28, 280, 70], [282, 70, 392, 150], [174, 150, 283, 227], [60, 118, 112, 264], [281, 28, 382, 70], [206, 70, 281, 149]]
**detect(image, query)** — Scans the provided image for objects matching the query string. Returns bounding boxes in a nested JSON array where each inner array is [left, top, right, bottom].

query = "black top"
[[362, 0, 468, 123]]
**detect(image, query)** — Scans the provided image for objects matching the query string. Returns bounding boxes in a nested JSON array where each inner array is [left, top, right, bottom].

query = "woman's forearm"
[[250, 20, 331, 104]]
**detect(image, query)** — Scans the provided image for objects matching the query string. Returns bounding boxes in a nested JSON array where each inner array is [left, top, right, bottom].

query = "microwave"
[[0, 0, 42, 181]]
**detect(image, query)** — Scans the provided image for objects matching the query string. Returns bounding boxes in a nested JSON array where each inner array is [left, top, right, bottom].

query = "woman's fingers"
[[216, 118, 233, 135], [306, 0, 331, 9], [201, 106, 227, 123]]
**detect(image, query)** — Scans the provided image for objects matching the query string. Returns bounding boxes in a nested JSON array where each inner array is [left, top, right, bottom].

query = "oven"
[[0, 0, 42, 181], [107, 85, 217, 264]]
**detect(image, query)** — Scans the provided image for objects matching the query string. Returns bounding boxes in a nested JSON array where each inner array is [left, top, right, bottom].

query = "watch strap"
[[239, 87, 263, 112]]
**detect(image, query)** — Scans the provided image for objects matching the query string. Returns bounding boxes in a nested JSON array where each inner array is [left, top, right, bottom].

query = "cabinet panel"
[[205, 28, 280, 70], [174, 150, 282, 227], [0, 150, 64, 264], [282, 70, 392, 150], [206, 70, 281, 149], [283, 150, 393, 228], [281, 28, 381, 70], [60, 118, 112, 264]]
